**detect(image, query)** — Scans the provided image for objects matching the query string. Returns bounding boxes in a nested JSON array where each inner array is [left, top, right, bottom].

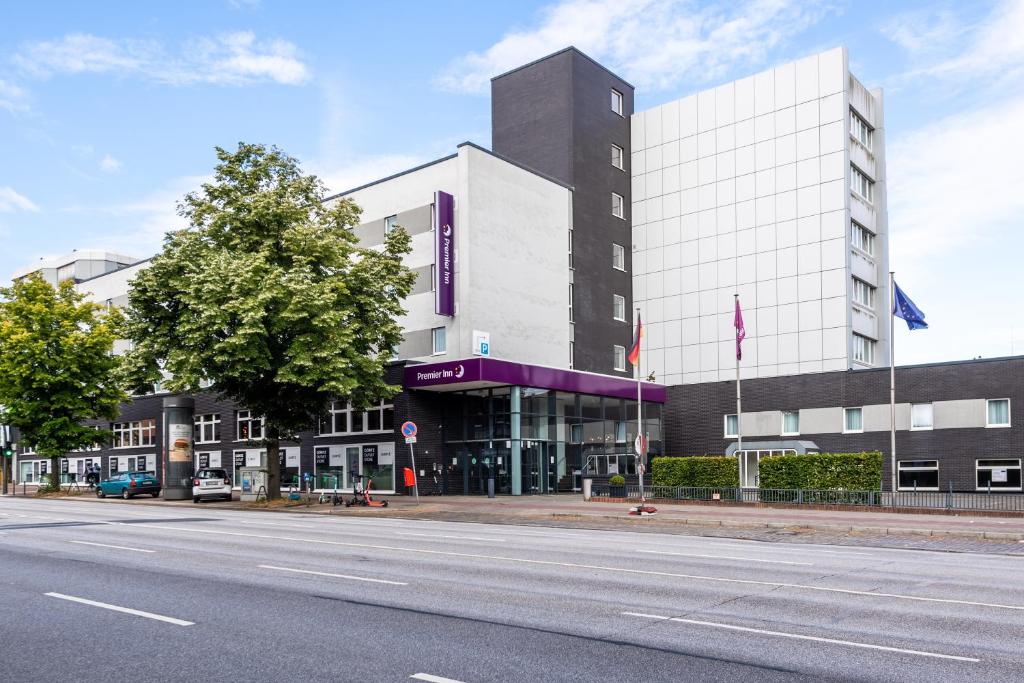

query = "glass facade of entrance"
[[442, 386, 662, 494]]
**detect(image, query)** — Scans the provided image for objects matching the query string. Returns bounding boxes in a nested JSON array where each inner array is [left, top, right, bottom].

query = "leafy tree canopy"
[[0, 274, 125, 488], [121, 142, 415, 495]]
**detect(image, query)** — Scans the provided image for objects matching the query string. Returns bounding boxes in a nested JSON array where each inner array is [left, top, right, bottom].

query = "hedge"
[[757, 452, 882, 491], [652, 456, 738, 488]]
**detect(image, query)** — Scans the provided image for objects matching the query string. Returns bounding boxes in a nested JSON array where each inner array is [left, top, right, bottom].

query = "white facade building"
[[631, 47, 889, 385]]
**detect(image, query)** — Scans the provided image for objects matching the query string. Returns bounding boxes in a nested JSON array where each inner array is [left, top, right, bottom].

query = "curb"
[[550, 512, 1024, 542]]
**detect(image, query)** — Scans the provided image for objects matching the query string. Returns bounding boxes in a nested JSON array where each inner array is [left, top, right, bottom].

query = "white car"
[[192, 468, 233, 503]]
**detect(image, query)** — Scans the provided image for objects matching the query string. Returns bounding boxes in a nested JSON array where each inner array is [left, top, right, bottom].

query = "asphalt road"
[[2, 497, 1023, 682]]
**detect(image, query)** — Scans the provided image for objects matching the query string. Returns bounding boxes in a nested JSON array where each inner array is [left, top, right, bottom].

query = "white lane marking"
[[69, 541, 155, 553], [637, 549, 812, 566], [123, 523, 1024, 611], [259, 565, 409, 586], [395, 532, 505, 543], [44, 592, 194, 626], [410, 674, 467, 683], [623, 612, 979, 662]]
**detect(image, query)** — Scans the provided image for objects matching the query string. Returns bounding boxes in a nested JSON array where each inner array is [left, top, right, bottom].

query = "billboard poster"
[[434, 190, 455, 316], [168, 423, 192, 462]]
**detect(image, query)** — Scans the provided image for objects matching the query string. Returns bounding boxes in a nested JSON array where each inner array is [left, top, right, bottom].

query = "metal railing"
[[590, 484, 1024, 513]]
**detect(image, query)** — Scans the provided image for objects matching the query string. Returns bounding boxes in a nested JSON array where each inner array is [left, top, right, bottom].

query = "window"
[[430, 264, 437, 291], [611, 192, 624, 219], [613, 294, 626, 321], [851, 221, 875, 256], [611, 144, 624, 170], [612, 243, 625, 271], [236, 410, 264, 441], [568, 229, 574, 269], [976, 459, 1022, 491], [987, 399, 1011, 427], [898, 460, 939, 490], [611, 88, 623, 116], [568, 284, 574, 322], [570, 423, 583, 443], [319, 400, 394, 435], [852, 278, 875, 308], [112, 420, 156, 448], [432, 326, 447, 355], [850, 165, 874, 203], [844, 407, 863, 433], [56, 263, 75, 282], [724, 414, 738, 438], [781, 411, 800, 435], [852, 333, 875, 365], [613, 345, 626, 371], [850, 110, 872, 150], [194, 413, 221, 443], [569, 340, 574, 369], [384, 214, 399, 235], [911, 403, 933, 430]]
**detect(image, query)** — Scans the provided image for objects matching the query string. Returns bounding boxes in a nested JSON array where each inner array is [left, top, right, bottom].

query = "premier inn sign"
[[434, 190, 455, 316]]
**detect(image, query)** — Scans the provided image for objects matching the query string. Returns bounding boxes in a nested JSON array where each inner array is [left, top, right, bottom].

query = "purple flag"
[[734, 298, 746, 360]]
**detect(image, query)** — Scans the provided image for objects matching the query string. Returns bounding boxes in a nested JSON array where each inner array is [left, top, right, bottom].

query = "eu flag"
[[893, 281, 928, 330]]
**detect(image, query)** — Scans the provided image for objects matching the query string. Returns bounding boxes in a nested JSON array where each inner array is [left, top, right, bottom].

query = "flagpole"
[[636, 307, 644, 503], [735, 293, 743, 489], [889, 271, 897, 495]]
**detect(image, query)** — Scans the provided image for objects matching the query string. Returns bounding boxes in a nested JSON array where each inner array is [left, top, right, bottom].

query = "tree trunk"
[[265, 427, 281, 500], [48, 455, 62, 493]]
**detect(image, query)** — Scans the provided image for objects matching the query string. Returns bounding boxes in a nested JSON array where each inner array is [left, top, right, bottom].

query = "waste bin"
[[582, 478, 593, 501]]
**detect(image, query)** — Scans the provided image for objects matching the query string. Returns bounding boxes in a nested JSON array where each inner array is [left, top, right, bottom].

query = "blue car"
[[96, 472, 162, 499]]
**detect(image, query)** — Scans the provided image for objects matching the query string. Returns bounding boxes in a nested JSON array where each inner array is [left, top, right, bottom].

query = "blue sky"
[[2, 0, 1023, 366]]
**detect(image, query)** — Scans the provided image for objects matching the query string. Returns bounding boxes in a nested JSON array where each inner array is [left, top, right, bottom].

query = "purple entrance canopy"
[[403, 357, 665, 403]]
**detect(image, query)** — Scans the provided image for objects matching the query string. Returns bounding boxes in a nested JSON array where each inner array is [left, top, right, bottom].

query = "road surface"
[[1, 496, 1022, 682]]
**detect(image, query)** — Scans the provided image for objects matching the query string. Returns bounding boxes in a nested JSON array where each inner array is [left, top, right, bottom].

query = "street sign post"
[[401, 422, 420, 504]]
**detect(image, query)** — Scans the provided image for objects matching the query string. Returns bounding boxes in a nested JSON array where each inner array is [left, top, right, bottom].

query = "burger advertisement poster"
[[168, 423, 192, 462]]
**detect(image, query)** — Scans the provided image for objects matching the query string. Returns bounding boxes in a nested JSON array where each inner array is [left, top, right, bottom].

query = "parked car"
[[96, 472, 161, 499], [192, 468, 232, 503]]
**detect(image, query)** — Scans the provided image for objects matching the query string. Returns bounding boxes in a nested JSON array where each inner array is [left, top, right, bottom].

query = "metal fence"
[[591, 484, 1024, 513]]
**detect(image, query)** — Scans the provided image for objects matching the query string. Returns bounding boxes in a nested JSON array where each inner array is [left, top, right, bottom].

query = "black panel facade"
[[666, 357, 1024, 491], [492, 47, 634, 377]]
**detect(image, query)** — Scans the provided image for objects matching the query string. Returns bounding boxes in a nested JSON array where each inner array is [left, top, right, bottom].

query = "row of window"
[[724, 399, 1012, 437], [898, 459, 1022, 492], [850, 165, 874, 203], [850, 109, 873, 151]]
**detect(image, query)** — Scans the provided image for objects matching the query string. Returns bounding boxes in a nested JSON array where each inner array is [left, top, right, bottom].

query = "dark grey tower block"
[[492, 47, 634, 377]]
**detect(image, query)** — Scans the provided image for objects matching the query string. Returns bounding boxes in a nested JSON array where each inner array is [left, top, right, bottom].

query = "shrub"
[[652, 456, 738, 488], [758, 452, 882, 491], [608, 474, 626, 486]]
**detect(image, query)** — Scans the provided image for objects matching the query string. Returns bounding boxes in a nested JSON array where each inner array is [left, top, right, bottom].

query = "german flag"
[[627, 313, 643, 366]]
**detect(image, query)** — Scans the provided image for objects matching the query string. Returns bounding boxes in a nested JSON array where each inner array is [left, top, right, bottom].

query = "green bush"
[[758, 452, 882, 491], [608, 474, 626, 486], [652, 456, 738, 488]]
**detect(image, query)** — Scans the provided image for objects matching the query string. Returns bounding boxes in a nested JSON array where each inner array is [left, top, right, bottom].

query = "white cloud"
[[437, 0, 833, 93], [884, 0, 1024, 91], [99, 154, 122, 172], [0, 78, 29, 113], [888, 94, 1024, 273], [14, 31, 310, 86], [0, 186, 39, 212], [312, 154, 429, 198]]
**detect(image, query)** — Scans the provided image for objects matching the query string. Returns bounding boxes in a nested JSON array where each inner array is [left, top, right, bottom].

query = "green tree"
[[0, 275, 126, 491], [121, 142, 415, 499]]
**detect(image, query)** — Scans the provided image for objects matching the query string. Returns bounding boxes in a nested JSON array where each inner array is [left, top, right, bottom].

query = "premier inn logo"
[[416, 363, 465, 381], [442, 223, 452, 237]]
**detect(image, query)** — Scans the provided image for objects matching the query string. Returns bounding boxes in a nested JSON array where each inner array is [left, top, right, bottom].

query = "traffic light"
[[2, 445, 12, 458]]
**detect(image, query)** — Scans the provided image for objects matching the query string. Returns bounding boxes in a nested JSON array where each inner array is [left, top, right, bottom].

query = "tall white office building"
[[631, 47, 889, 384]]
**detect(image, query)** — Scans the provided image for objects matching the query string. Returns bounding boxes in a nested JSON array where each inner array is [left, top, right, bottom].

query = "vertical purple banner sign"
[[434, 190, 455, 316]]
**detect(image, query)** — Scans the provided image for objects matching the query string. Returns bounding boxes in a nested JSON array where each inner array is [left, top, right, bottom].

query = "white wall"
[[631, 47, 888, 385], [343, 145, 571, 368]]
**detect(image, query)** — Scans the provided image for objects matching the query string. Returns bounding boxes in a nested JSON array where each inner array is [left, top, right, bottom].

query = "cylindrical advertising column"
[[162, 396, 195, 500]]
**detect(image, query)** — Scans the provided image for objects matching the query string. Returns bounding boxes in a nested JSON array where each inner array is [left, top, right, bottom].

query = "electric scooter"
[[345, 473, 389, 508]]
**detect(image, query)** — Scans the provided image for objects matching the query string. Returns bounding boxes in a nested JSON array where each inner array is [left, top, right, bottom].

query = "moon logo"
[[443, 224, 452, 237], [454, 364, 465, 378]]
